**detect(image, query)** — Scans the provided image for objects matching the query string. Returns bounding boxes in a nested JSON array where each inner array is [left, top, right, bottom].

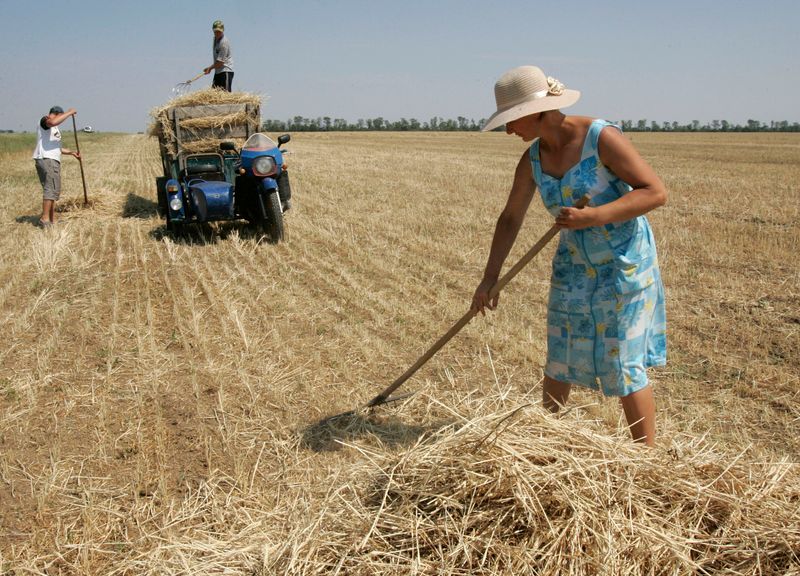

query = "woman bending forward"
[[472, 66, 667, 446]]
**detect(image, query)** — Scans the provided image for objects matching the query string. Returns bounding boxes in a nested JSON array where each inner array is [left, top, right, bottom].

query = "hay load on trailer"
[[148, 89, 292, 241], [148, 88, 261, 169]]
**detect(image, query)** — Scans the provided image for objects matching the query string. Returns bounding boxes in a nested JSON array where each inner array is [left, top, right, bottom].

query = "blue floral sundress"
[[530, 119, 666, 397]]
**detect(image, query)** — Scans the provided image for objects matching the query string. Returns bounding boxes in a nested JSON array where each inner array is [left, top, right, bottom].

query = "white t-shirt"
[[32, 117, 62, 162]]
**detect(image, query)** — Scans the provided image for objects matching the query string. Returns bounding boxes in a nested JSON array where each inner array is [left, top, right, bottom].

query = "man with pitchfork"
[[204, 20, 234, 91]]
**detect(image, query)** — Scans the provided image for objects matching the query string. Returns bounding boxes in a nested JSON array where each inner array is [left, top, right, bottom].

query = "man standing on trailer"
[[204, 20, 234, 91], [32, 106, 81, 228]]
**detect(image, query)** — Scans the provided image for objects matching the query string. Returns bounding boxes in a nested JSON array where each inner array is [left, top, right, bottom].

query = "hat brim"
[[481, 89, 580, 132]]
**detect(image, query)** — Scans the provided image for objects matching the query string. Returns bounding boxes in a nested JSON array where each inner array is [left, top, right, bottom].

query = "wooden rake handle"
[[365, 193, 591, 408], [71, 115, 89, 205]]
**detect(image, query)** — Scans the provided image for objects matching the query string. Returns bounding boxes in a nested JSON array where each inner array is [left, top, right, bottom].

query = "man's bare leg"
[[41, 199, 54, 224]]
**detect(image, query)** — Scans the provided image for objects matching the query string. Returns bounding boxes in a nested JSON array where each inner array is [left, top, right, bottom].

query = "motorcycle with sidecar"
[[155, 102, 292, 242]]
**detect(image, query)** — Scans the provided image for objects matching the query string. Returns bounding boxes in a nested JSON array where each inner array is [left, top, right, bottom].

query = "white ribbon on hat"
[[519, 78, 566, 104]]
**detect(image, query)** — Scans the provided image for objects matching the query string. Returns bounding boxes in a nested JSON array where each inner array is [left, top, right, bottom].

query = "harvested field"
[[1, 131, 798, 574]]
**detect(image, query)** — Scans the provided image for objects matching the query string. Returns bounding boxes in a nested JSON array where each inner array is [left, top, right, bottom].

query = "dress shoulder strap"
[[585, 119, 624, 158]]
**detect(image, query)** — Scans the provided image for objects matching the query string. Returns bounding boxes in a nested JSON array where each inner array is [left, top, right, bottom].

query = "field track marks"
[[83, 135, 160, 220]]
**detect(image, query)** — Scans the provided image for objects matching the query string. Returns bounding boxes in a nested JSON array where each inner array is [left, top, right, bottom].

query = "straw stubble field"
[[0, 130, 798, 574]]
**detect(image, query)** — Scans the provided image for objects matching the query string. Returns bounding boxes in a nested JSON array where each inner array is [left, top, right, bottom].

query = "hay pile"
[[269, 401, 800, 575], [149, 88, 261, 158]]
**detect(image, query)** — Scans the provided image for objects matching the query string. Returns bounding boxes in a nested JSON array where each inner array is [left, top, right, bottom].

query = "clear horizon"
[[2, 0, 797, 133]]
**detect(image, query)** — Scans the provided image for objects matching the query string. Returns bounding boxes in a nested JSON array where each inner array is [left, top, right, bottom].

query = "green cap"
[[212, 20, 224, 31]]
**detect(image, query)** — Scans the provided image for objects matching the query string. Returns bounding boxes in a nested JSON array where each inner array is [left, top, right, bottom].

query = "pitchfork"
[[173, 72, 205, 96]]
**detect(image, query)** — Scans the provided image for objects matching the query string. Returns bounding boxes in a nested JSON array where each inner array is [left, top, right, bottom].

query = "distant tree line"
[[619, 119, 800, 132], [263, 116, 485, 132], [262, 116, 800, 132]]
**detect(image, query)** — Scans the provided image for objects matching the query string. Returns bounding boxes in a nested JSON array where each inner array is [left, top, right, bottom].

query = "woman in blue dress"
[[472, 66, 667, 446]]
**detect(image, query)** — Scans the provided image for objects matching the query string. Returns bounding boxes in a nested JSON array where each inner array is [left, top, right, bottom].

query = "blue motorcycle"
[[157, 132, 292, 242]]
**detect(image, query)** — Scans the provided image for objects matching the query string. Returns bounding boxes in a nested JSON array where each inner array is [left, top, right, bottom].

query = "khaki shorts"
[[35, 158, 61, 201]]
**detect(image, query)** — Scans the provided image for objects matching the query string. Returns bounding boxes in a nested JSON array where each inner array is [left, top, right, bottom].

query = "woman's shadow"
[[300, 408, 452, 453]]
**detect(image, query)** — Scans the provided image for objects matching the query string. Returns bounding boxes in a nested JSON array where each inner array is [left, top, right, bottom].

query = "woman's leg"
[[620, 385, 656, 446], [542, 375, 572, 413]]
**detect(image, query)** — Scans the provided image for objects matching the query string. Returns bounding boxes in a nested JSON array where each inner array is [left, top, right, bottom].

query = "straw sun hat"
[[481, 66, 580, 132]]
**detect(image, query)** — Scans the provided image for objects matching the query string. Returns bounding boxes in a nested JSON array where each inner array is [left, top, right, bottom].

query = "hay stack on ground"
[[268, 399, 800, 575], [148, 88, 261, 159]]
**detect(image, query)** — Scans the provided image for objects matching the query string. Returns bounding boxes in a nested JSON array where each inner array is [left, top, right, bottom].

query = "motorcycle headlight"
[[169, 197, 183, 211], [253, 155, 277, 177]]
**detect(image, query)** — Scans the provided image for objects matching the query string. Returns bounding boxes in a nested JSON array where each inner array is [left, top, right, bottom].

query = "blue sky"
[[1, 0, 797, 132]]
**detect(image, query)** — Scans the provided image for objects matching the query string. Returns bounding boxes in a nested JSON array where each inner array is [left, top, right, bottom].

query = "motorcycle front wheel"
[[258, 190, 284, 243], [165, 209, 182, 235]]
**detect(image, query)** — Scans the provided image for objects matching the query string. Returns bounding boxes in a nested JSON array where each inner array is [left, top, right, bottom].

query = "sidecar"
[[154, 102, 291, 242]]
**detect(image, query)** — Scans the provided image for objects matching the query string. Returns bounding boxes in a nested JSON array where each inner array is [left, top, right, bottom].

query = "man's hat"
[[212, 20, 224, 31], [49, 106, 64, 115]]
